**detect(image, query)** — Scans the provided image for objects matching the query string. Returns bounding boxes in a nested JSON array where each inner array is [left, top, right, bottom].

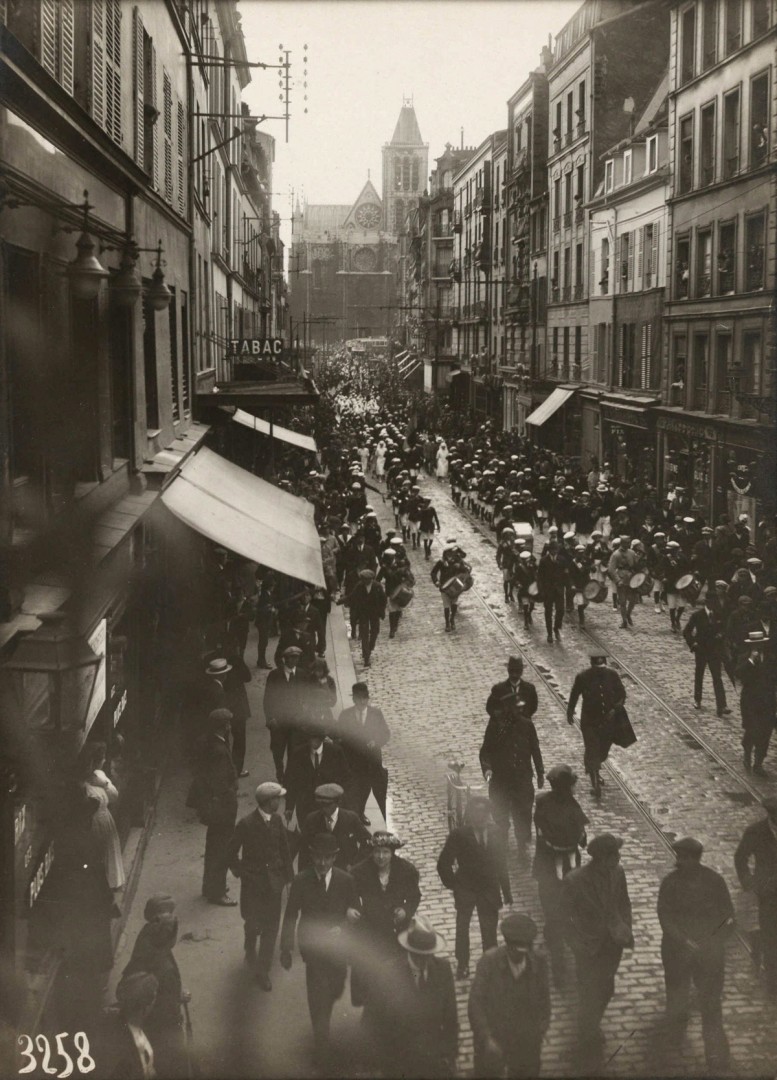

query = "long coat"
[[262, 666, 304, 727], [299, 807, 372, 871], [437, 824, 511, 908], [228, 809, 294, 924], [280, 866, 359, 965], [736, 654, 775, 737], [735, 818, 777, 898], [485, 677, 539, 720], [283, 740, 351, 824], [468, 946, 551, 1068], [351, 854, 421, 945], [336, 704, 391, 770], [560, 861, 634, 957]]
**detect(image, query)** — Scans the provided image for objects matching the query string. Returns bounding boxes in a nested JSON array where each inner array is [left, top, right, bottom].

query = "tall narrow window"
[[717, 221, 736, 293], [620, 232, 631, 292], [163, 71, 173, 204], [132, 6, 144, 166], [554, 101, 562, 147], [144, 32, 157, 186], [90, 0, 122, 145], [143, 297, 159, 430], [574, 325, 582, 374], [575, 242, 583, 291], [563, 246, 571, 294], [725, 0, 742, 53], [564, 173, 572, 223], [676, 235, 690, 298], [745, 211, 765, 289], [693, 333, 709, 409], [577, 80, 586, 133], [600, 237, 609, 294], [696, 230, 712, 296], [168, 287, 179, 422], [700, 101, 716, 186], [566, 91, 574, 140], [679, 114, 694, 193], [742, 330, 763, 393], [575, 164, 585, 207], [177, 100, 186, 217], [563, 326, 570, 374], [672, 335, 688, 403], [39, 0, 75, 95], [181, 291, 190, 415], [604, 160, 614, 192], [552, 250, 559, 297], [750, 72, 769, 169], [702, 0, 718, 68], [623, 149, 632, 185], [641, 322, 653, 388], [715, 334, 732, 412], [723, 87, 740, 176], [643, 224, 655, 287], [646, 134, 658, 173], [681, 5, 696, 83], [553, 177, 561, 225], [752, 0, 771, 36]]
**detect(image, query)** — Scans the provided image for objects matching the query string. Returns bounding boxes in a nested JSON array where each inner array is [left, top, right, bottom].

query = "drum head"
[[676, 574, 694, 591], [583, 581, 602, 600], [528, 582, 539, 596], [630, 572, 646, 589]]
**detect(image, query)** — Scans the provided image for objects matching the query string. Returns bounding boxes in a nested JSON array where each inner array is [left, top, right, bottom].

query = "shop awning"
[[525, 387, 575, 427], [160, 447, 325, 587], [230, 408, 318, 453]]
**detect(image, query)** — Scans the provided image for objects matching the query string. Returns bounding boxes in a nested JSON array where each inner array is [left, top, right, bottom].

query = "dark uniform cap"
[[672, 837, 703, 857], [500, 912, 537, 945], [309, 832, 340, 855], [590, 651, 608, 664], [588, 833, 624, 858]]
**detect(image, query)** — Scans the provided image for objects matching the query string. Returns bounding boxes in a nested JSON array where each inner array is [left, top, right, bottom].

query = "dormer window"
[[623, 150, 632, 185], [646, 135, 658, 174], [604, 160, 614, 192]]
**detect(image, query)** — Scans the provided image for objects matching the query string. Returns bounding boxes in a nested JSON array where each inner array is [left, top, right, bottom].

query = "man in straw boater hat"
[[363, 915, 458, 1078], [227, 782, 294, 991], [468, 912, 551, 1079], [566, 650, 629, 797], [736, 630, 775, 775], [279, 831, 360, 1067]]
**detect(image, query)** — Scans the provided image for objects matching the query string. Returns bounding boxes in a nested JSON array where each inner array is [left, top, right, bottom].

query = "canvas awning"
[[230, 408, 318, 453], [160, 447, 325, 587], [525, 387, 575, 427]]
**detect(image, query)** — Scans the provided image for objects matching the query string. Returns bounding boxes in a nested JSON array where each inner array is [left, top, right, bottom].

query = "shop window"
[[696, 230, 712, 296], [750, 72, 769, 169], [693, 333, 709, 409], [600, 237, 610, 294], [724, 0, 742, 53], [717, 221, 736, 293], [715, 334, 732, 413], [700, 102, 716, 186], [672, 334, 687, 404], [752, 0, 771, 36], [745, 211, 765, 289], [723, 87, 740, 177], [679, 114, 694, 193], [702, 0, 718, 68], [681, 4, 696, 82], [646, 134, 658, 174], [742, 330, 762, 393]]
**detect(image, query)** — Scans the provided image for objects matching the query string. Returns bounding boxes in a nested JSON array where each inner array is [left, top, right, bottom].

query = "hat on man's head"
[[255, 781, 286, 804], [666, 540, 680, 549], [738, 595, 753, 606], [315, 783, 344, 802], [208, 707, 233, 729], [507, 655, 524, 669], [547, 763, 578, 787], [206, 658, 232, 675], [519, 550, 532, 561], [359, 569, 376, 580], [564, 531, 576, 541], [590, 650, 608, 665], [615, 505, 628, 513], [144, 894, 176, 921], [309, 832, 340, 856], [672, 837, 703, 858], [747, 557, 763, 567], [397, 916, 447, 955], [282, 645, 303, 658], [654, 532, 666, 539], [588, 833, 624, 858], [764, 586, 777, 598], [500, 912, 537, 945], [746, 631, 769, 644]]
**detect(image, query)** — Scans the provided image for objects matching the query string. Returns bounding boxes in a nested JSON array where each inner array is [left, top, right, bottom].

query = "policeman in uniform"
[[566, 651, 627, 796]]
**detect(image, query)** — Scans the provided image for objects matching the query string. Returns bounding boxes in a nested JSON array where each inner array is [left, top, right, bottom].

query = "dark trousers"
[[543, 593, 564, 635], [694, 652, 727, 710], [758, 894, 777, 992], [349, 762, 388, 819], [574, 942, 623, 1042], [228, 614, 250, 659], [231, 714, 246, 774], [489, 777, 534, 847], [474, 1036, 541, 1080], [256, 621, 271, 665], [537, 874, 565, 966], [454, 890, 498, 968], [742, 718, 774, 764], [305, 958, 347, 1054], [357, 615, 381, 663], [662, 940, 729, 1067], [203, 819, 235, 899], [269, 724, 292, 781], [244, 892, 283, 975]]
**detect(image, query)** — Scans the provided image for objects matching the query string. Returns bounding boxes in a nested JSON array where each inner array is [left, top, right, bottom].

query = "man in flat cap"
[[657, 837, 733, 1069], [284, 730, 351, 830], [560, 833, 633, 1062], [437, 795, 513, 979], [533, 764, 589, 983], [342, 568, 387, 668], [196, 709, 239, 906], [280, 832, 361, 1066], [468, 912, 551, 1079], [567, 652, 628, 796], [263, 645, 305, 782], [735, 796, 777, 999], [299, 783, 371, 871]]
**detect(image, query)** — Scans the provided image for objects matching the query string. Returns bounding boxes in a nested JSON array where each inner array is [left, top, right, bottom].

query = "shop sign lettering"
[[28, 842, 54, 909], [226, 338, 283, 358]]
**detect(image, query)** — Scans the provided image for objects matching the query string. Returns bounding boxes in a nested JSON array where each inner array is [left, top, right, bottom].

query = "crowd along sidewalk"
[[106, 606, 384, 1079]]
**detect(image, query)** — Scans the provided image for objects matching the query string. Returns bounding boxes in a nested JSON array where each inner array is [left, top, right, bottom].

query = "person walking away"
[[683, 601, 731, 717], [480, 699, 545, 863], [657, 837, 734, 1072], [559, 833, 634, 1066], [419, 496, 441, 560], [228, 781, 293, 990], [468, 913, 551, 1080], [254, 571, 276, 670], [363, 916, 458, 1079], [437, 795, 513, 979], [736, 631, 775, 775], [567, 651, 628, 796], [109, 973, 160, 1080], [262, 646, 304, 783], [537, 539, 569, 643], [336, 681, 390, 822], [195, 709, 238, 906], [279, 832, 361, 1068], [533, 764, 588, 984], [735, 796, 777, 999]]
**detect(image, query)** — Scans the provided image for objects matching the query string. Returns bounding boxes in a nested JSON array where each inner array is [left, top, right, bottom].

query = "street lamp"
[[67, 191, 109, 300]]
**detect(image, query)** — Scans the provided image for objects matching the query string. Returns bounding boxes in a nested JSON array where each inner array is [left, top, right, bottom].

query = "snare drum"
[[583, 580, 607, 603], [390, 584, 414, 608], [629, 572, 649, 596], [441, 577, 466, 601], [676, 573, 701, 605]]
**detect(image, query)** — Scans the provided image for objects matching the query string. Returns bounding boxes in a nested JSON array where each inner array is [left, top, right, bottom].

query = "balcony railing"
[[573, 283, 584, 300], [563, 211, 572, 228], [724, 154, 739, 179], [562, 285, 571, 301], [553, 216, 561, 233], [575, 206, 584, 224], [697, 273, 711, 297]]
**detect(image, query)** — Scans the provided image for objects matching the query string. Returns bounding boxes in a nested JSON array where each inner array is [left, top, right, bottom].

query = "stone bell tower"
[[382, 98, 429, 236]]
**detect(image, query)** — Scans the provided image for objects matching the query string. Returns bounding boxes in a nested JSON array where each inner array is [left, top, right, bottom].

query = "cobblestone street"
[[348, 474, 777, 1077]]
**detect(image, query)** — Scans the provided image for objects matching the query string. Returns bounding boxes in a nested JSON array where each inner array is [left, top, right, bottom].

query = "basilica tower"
[[382, 99, 429, 235]]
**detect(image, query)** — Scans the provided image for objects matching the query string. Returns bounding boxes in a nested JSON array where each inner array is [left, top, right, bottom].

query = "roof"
[[299, 203, 351, 237], [390, 104, 424, 146]]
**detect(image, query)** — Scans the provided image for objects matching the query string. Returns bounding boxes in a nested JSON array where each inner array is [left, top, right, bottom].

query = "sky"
[[239, 0, 581, 250]]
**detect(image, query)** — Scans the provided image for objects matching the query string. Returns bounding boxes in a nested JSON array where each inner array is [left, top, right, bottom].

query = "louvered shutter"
[[60, 1, 75, 95], [651, 221, 660, 283], [150, 42, 159, 189], [40, 0, 58, 78], [627, 231, 634, 292], [618, 323, 625, 386], [132, 7, 144, 165], [640, 323, 648, 387], [177, 100, 186, 216], [163, 71, 173, 204], [90, 0, 106, 129], [616, 234, 623, 294], [106, 1, 122, 145], [637, 226, 644, 288], [646, 322, 653, 388]]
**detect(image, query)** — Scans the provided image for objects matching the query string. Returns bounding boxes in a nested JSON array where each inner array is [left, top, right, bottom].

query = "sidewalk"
[[108, 606, 384, 1079]]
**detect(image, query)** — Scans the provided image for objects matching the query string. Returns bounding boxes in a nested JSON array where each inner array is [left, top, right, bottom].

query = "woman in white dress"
[[375, 440, 387, 479], [82, 741, 125, 890], [435, 440, 449, 480]]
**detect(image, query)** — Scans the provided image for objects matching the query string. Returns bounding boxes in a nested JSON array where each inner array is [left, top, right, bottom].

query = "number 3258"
[[18, 1033, 95, 1076]]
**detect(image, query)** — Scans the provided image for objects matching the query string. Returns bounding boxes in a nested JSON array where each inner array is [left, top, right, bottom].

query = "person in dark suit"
[[228, 782, 294, 990], [683, 602, 731, 716], [343, 569, 387, 667], [110, 972, 159, 1079], [293, 587, 327, 656], [202, 653, 253, 777], [298, 784, 371, 871], [468, 913, 551, 1080], [735, 796, 777, 998], [350, 832, 421, 1005], [196, 709, 239, 905], [342, 531, 379, 598], [567, 652, 627, 795], [284, 733, 350, 828], [480, 701, 544, 861], [254, 571, 277, 669], [280, 832, 361, 1065], [537, 539, 570, 642], [437, 796, 512, 979], [274, 612, 317, 670], [736, 632, 775, 774], [485, 655, 539, 721], [263, 646, 305, 782], [363, 916, 458, 1079], [336, 682, 390, 821]]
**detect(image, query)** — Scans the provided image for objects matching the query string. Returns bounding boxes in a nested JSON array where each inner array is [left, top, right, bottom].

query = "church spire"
[[390, 100, 424, 146]]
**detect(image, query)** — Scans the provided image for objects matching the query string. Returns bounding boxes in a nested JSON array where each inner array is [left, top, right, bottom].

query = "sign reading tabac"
[[227, 338, 284, 359]]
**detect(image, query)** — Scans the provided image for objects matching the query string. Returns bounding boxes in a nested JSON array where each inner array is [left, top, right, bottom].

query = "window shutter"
[[177, 100, 186, 216], [0, 1, 7, 25], [592, 324, 599, 382], [105, 0, 122, 145], [637, 226, 644, 287], [652, 221, 660, 282], [40, 0, 58, 79], [618, 323, 625, 385], [60, 1, 75, 95], [90, 0, 106, 130], [149, 42, 159, 189], [640, 322, 648, 387], [132, 7, 144, 165], [627, 231, 634, 291], [163, 71, 173, 203]]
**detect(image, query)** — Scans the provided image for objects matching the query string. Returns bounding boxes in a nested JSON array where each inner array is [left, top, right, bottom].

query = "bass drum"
[[676, 573, 702, 605], [583, 580, 607, 603], [391, 584, 415, 609]]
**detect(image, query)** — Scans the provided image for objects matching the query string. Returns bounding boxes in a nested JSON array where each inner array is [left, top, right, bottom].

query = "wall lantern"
[[67, 191, 109, 300], [111, 246, 144, 308], [146, 241, 172, 312]]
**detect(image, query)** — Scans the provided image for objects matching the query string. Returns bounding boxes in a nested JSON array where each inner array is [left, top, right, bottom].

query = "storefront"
[[714, 434, 776, 538], [600, 400, 658, 487]]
